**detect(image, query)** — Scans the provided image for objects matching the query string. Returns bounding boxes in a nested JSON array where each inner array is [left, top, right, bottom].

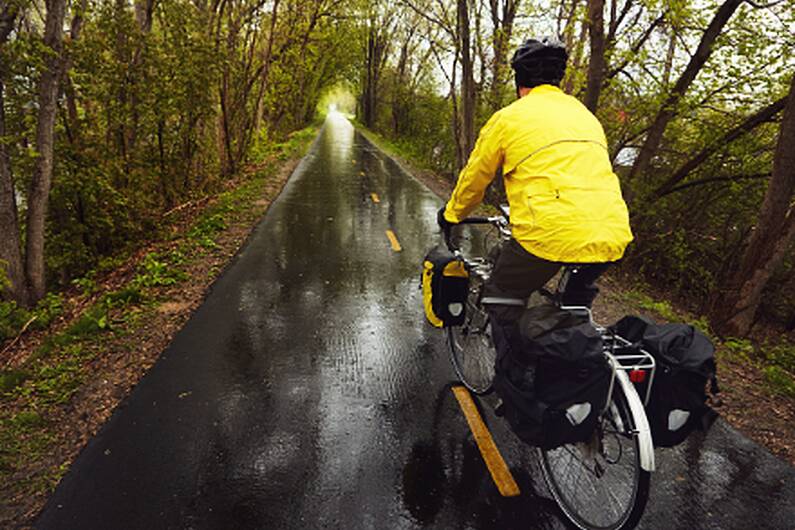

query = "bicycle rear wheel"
[[446, 276, 496, 395], [538, 381, 650, 530]]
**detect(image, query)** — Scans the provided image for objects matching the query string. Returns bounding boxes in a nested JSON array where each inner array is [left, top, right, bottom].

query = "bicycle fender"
[[616, 370, 656, 472]]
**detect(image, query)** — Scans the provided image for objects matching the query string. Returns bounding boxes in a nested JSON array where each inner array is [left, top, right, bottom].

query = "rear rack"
[[559, 305, 657, 408]]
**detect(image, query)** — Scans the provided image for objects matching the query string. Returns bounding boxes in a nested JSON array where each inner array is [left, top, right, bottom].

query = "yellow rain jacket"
[[444, 85, 633, 263]]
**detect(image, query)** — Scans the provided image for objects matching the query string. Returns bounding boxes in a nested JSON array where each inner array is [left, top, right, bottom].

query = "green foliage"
[[248, 128, 273, 164], [316, 82, 357, 118], [0, 293, 63, 342], [762, 340, 795, 375], [31, 293, 65, 330], [0, 260, 10, 291], [1, 0, 348, 309], [763, 366, 795, 399], [66, 305, 111, 337], [622, 289, 679, 322], [0, 369, 30, 394], [3, 344, 86, 405], [721, 337, 756, 363], [103, 285, 145, 308], [72, 275, 97, 295], [0, 413, 54, 474], [26, 356, 85, 405], [10, 410, 44, 429], [0, 300, 31, 342], [132, 253, 188, 288]]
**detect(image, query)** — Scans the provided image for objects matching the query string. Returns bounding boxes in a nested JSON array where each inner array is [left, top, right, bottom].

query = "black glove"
[[437, 206, 455, 231]]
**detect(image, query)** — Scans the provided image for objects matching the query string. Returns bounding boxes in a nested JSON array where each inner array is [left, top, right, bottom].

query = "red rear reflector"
[[630, 370, 646, 383]]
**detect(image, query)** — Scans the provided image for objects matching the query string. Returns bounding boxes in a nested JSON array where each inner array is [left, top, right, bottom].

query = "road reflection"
[[400, 383, 566, 529]]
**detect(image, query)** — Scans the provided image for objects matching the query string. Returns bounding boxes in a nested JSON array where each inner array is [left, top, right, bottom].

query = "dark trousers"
[[483, 239, 611, 323]]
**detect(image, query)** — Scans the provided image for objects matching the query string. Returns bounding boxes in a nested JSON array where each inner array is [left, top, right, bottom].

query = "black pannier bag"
[[421, 244, 469, 328], [610, 316, 719, 447], [493, 294, 610, 450]]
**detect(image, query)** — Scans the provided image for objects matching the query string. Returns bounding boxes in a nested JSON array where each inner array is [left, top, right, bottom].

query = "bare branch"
[[605, 11, 667, 82], [743, 0, 786, 8], [660, 173, 772, 197]]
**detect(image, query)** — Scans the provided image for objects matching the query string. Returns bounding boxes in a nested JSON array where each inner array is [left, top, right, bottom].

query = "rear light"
[[629, 369, 646, 383]]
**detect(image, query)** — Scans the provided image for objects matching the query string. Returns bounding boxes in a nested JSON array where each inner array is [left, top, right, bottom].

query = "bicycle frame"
[[445, 214, 657, 473]]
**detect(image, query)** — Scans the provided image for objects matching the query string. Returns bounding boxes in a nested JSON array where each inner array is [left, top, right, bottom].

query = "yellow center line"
[[385, 230, 402, 252], [452, 386, 520, 497], [371, 192, 381, 204]]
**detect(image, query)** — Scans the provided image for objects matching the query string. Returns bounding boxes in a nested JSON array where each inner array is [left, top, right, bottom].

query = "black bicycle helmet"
[[511, 36, 568, 88]]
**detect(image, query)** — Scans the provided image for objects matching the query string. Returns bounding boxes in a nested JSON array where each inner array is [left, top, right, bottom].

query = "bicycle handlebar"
[[456, 217, 494, 225], [442, 215, 506, 252]]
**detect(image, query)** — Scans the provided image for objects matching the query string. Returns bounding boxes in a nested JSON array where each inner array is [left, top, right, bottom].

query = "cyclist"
[[437, 36, 633, 325]]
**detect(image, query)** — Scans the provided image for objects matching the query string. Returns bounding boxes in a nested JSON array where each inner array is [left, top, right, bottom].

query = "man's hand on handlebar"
[[437, 206, 457, 233]]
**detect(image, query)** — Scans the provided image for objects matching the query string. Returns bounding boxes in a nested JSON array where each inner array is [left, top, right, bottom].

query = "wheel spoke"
[[539, 384, 650, 530], [448, 276, 496, 395]]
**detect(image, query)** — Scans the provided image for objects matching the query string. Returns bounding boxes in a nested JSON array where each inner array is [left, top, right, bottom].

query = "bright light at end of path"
[[325, 108, 351, 130], [328, 103, 337, 112]]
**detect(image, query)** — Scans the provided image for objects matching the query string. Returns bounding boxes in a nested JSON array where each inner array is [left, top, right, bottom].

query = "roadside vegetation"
[[0, 126, 317, 524]]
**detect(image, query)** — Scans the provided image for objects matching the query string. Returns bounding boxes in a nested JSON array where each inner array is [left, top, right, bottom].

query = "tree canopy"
[[0, 0, 793, 336]]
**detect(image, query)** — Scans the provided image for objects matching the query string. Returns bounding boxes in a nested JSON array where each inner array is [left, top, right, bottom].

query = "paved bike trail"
[[36, 113, 795, 529]]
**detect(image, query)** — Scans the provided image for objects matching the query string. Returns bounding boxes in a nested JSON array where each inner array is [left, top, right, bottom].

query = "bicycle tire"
[[538, 380, 650, 530], [446, 275, 496, 395]]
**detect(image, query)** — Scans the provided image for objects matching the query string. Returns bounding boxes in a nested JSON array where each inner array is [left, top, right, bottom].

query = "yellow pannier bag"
[[421, 244, 469, 327]]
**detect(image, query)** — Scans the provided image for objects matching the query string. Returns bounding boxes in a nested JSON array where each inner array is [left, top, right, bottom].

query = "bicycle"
[[441, 208, 656, 530]]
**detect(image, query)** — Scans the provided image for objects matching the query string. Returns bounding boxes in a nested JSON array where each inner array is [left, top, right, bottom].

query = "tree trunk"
[[449, 55, 464, 173], [0, 7, 28, 305], [392, 29, 412, 135], [662, 21, 676, 86], [24, 0, 68, 303], [563, 18, 589, 94], [626, 0, 743, 188], [363, 26, 377, 127], [362, 18, 388, 129], [128, 0, 156, 154], [0, 81, 28, 305], [562, 0, 581, 51], [458, 0, 476, 158], [63, 0, 88, 146], [710, 74, 795, 336], [487, 0, 519, 112], [583, 0, 606, 112], [219, 79, 235, 176], [254, 0, 280, 131]]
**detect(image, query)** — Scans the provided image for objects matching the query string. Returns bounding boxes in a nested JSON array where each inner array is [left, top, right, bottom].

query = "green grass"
[[620, 289, 680, 322], [354, 123, 421, 168], [618, 287, 715, 338], [0, 292, 65, 342], [763, 365, 795, 398], [104, 285, 145, 308], [619, 285, 795, 400], [0, 369, 30, 393], [721, 337, 755, 363], [763, 340, 795, 374], [0, 413, 55, 473]]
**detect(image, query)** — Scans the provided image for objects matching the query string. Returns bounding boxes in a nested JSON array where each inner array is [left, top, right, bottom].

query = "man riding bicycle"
[[437, 36, 633, 324]]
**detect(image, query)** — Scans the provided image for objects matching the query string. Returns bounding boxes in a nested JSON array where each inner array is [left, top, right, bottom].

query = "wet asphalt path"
[[36, 113, 795, 529]]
